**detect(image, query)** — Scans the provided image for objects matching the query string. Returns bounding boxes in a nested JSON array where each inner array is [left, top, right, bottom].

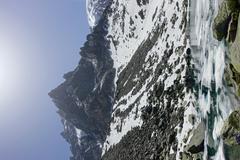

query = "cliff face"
[[50, 0, 240, 159]]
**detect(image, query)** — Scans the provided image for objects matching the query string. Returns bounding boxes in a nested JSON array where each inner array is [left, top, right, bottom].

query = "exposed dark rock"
[[185, 122, 205, 154], [138, 10, 145, 20], [212, 0, 240, 41], [115, 25, 163, 101], [235, 134, 240, 144], [213, 0, 240, 97], [220, 109, 240, 160], [188, 141, 204, 155], [49, 14, 115, 160], [136, 0, 149, 6]]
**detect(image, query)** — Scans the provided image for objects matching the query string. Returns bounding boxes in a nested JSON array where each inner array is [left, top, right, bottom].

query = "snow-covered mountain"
[[50, 0, 240, 159], [86, 0, 111, 28]]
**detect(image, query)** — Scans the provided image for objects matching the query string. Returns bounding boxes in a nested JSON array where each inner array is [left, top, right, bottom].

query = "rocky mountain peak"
[[50, 0, 240, 159]]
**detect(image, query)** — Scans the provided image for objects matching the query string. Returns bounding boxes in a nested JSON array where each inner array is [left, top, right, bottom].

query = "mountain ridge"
[[50, 0, 240, 159]]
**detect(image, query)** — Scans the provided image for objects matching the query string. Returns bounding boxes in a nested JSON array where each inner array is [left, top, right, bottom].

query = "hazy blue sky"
[[0, 0, 89, 159]]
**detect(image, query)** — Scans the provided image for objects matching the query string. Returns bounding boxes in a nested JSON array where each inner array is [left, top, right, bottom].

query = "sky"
[[0, 0, 89, 159]]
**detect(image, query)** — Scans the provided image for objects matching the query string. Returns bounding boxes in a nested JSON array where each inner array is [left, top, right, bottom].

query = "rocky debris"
[[102, 83, 187, 160], [49, 13, 115, 160], [103, 35, 192, 160]]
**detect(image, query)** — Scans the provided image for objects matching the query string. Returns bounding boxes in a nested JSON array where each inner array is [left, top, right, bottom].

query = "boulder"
[[221, 109, 240, 160], [185, 122, 205, 154], [221, 109, 240, 145], [212, 0, 240, 41], [229, 13, 240, 73]]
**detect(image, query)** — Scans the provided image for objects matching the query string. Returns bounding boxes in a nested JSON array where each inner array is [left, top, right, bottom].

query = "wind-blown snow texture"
[[50, 0, 238, 159], [103, 0, 190, 155], [86, 0, 111, 28]]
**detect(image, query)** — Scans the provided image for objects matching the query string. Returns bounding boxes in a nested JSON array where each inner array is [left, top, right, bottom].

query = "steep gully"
[[190, 0, 233, 159]]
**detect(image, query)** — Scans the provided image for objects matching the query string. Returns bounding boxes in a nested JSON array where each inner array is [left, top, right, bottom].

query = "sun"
[[0, 53, 15, 88], [0, 42, 24, 105]]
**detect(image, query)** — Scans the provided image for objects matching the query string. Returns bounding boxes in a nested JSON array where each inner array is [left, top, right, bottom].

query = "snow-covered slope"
[[50, 0, 240, 159], [86, 0, 111, 28], [103, 0, 190, 155]]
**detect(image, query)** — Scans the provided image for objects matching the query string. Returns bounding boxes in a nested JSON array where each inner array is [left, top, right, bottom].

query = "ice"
[[214, 140, 226, 160], [190, 0, 232, 159]]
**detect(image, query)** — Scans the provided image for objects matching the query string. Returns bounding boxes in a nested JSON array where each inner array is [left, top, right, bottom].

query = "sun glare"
[[0, 41, 24, 105], [0, 14, 37, 108]]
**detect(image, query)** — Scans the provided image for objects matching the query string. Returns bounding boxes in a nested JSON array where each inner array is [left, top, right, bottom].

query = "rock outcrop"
[[221, 109, 240, 160], [213, 0, 240, 95], [213, 0, 240, 41], [49, 14, 115, 160], [213, 1, 240, 159]]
